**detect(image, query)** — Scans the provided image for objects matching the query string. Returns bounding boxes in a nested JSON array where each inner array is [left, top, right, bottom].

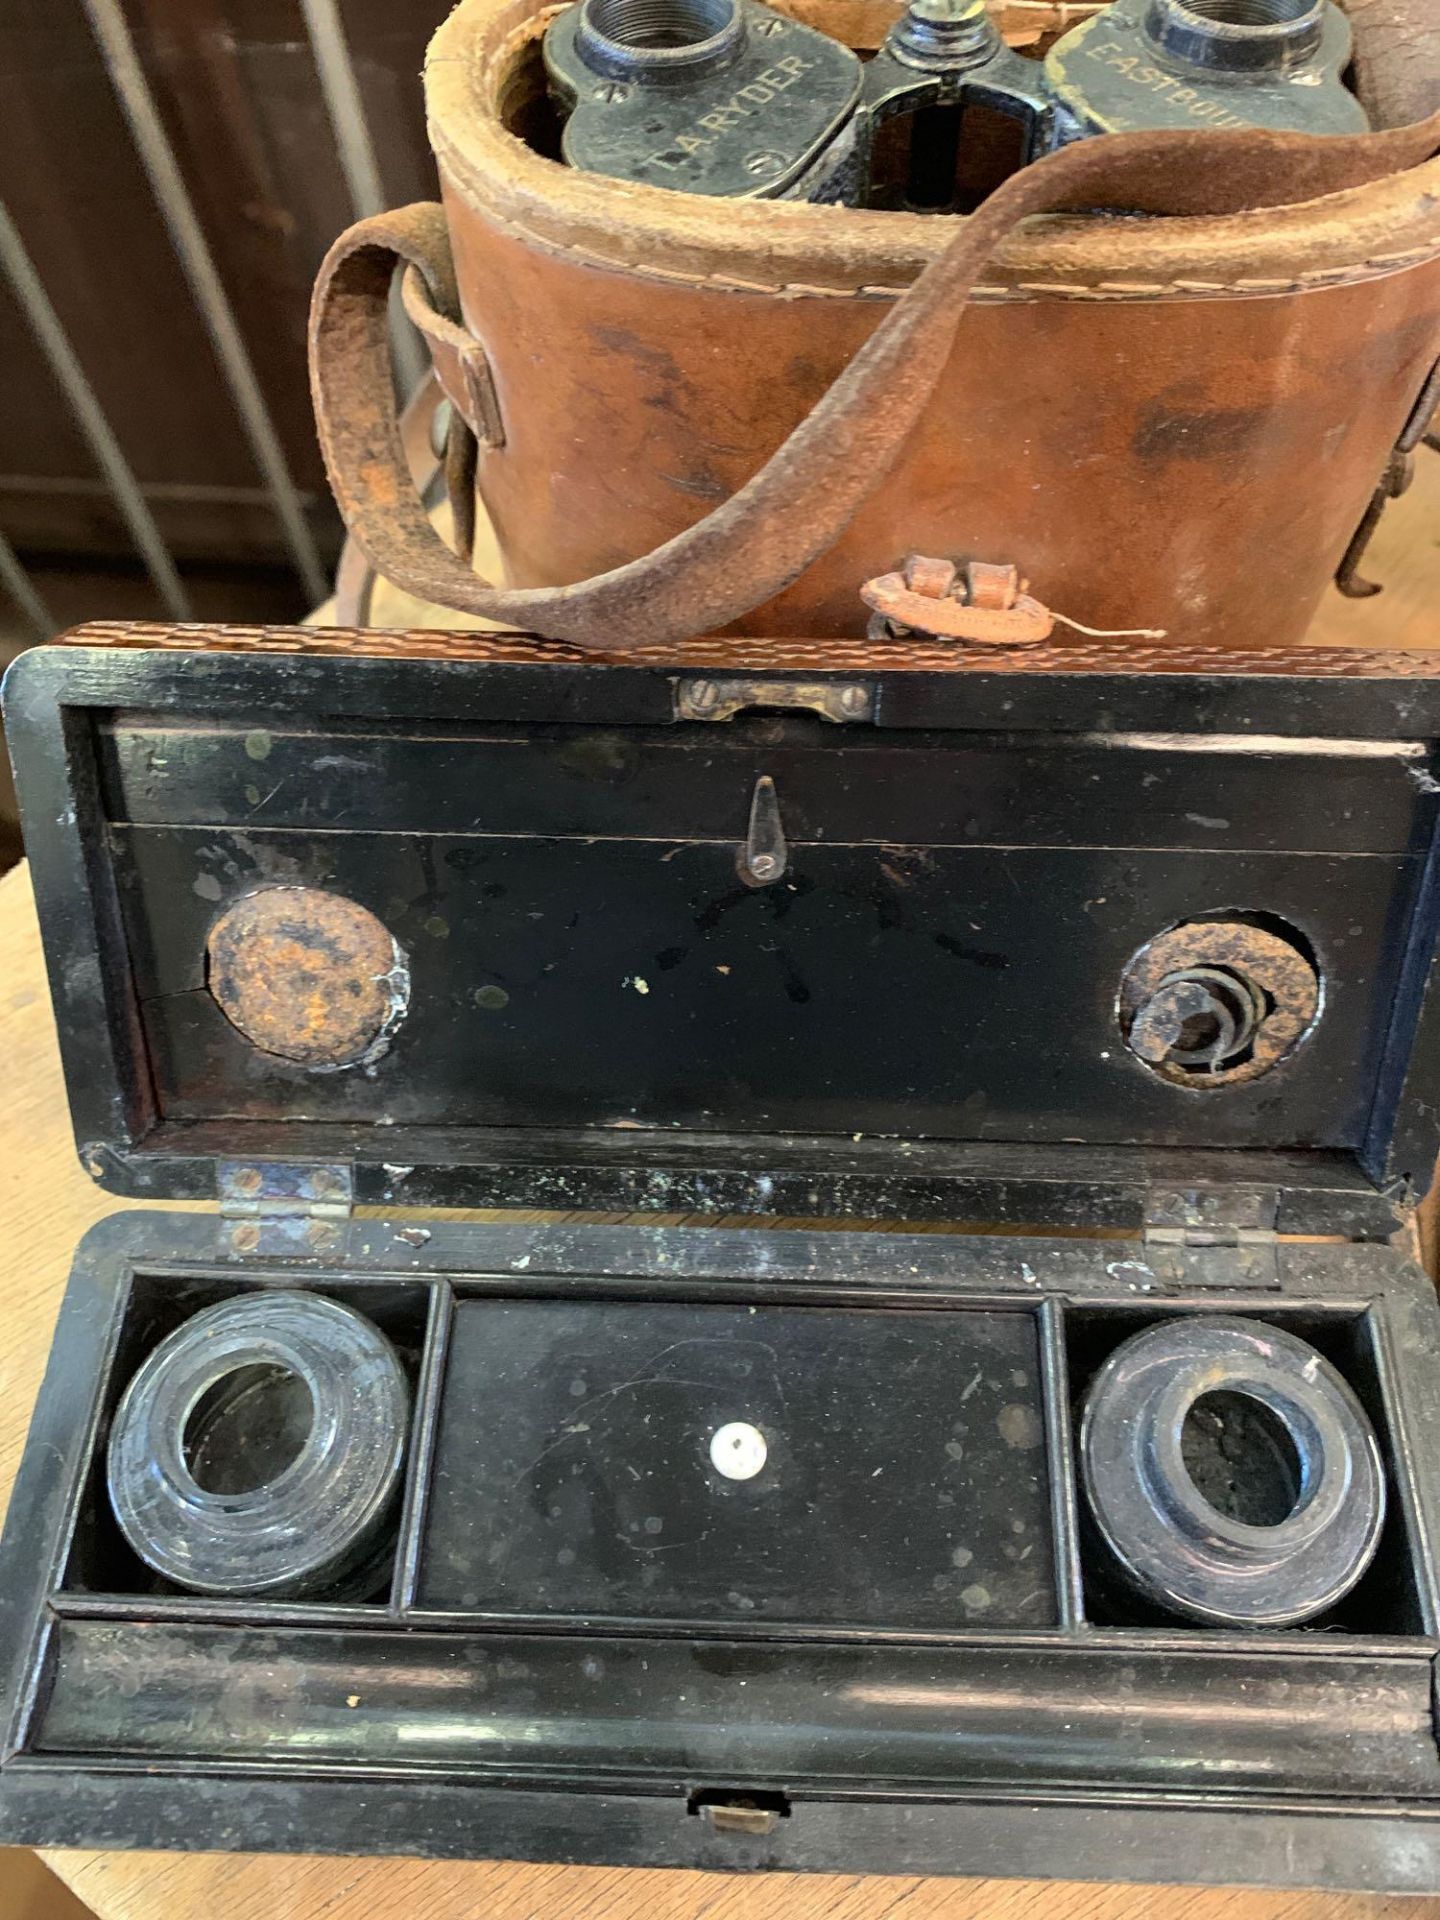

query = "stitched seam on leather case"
[[452, 11, 1440, 304], [462, 192, 1440, 301]]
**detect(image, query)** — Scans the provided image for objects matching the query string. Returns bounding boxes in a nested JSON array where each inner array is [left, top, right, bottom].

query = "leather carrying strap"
[[332, 375, 455, 626], [310, 115, 1440, 650]]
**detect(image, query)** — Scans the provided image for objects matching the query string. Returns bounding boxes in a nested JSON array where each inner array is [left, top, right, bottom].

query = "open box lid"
[[7, 622, 1440, 1243]]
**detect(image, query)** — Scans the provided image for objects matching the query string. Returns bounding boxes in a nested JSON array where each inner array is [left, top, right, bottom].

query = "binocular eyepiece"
[[543, 0, 1365, 207]]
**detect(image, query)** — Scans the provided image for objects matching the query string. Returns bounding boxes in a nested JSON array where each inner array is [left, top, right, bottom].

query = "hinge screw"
[[233, 1166, 263, 1196], [688, 680, 720, 713], [839, 684, 869, 716], [230, 1222, 261, 1254]]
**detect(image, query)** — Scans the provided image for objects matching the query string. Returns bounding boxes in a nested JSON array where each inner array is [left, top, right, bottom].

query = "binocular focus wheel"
[[107, 1292, 410, 1599], [1080, 1316, 1386, 1626]]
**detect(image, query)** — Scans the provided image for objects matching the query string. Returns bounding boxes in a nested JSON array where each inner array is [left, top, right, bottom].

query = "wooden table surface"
[[4, 462, 1440, 1918]]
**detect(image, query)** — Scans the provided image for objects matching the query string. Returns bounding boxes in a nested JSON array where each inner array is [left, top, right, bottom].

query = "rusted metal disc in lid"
[[1117, 915, 1321, 1087], [206, 886, 411, 1071]]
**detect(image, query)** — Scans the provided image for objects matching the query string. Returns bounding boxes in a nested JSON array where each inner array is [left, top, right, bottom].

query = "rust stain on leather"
[[1131, 399, 1271, 465]]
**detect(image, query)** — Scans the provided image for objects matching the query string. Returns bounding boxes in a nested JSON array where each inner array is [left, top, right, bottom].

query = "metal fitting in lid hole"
[[1080, 1316, 1386, 1626], [107, 1292, 409, 1598]]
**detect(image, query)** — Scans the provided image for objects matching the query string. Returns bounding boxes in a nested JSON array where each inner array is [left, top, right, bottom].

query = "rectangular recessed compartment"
[[57, 1271, 442, 1608], [8, 1216, 1440, 1894], [1064, 1302, 1426, 1635], [24, 1226, 1440, 1640], [419, 1296, 1057, 1626]]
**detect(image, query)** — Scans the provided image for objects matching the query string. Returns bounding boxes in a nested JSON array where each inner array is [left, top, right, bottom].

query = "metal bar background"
[[81, 0, 329, 606], [0, 199, 191, 622], [1, 0, 423, 624], [299, 0, 430, 399], [0, 528, 54, 638]]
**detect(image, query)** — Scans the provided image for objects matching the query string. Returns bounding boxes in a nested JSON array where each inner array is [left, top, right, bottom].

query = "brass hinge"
[[1142, 1188, 1281, 1290], [675, 676, 873, 724], [218, 1160, 353, 1259]]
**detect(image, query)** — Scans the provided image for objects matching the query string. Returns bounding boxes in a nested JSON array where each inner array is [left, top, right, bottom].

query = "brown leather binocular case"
[[309, 0, 1440, 653]]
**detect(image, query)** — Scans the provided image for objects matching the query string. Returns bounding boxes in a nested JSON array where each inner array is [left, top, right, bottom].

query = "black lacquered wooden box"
[[5, 625, 1440, 1891]]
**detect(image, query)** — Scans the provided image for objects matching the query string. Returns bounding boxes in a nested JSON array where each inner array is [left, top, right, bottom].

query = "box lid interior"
[[9, 625, 1440, 1241]]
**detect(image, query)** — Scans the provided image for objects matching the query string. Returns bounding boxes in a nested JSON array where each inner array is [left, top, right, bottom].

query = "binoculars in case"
[[4, 625, 1440, 1890], [542, 0, 1367, 207]]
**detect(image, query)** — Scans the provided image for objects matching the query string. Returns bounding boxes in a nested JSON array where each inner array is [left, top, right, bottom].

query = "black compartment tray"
[[5, 1212, 1440, 1891]]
